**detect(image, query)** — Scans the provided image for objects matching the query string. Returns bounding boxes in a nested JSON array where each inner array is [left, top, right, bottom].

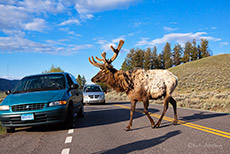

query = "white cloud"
[[0, 1, 65, 33], [74, 0, 137, 18], [170, 22, 177, 24], [220, 42, 229, 46], [133, 22, 144, 27], [163, 26, 177, 32], [96, 37, 125, 52], [59, 19, 80, 26], [211, 27, 217, 30], [0, 36, 93, 55], [18, 0, 65, 13], [24, 18, 46, 32], [137, 32, 221, 46], [0, 4, 28, 30]]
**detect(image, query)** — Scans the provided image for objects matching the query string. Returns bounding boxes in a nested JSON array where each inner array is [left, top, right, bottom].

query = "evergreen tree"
[[76, 74, 86, 89], [157, 53, 164, 69], [96, 82, 109, 92], [143, 48, 152, 70], [43, 65, 64, 73], [200, 39, 210, 58], [163, 42, 173, 69], [121, 59, 130, 71], [191, 39, 198, 61], [82, 76, 86, 88], [183, 41, 192, 63], [173, 44, 183, 66], [132, 48, 144, 68], [197, 45, 202, 59], [152, 46, 158, 69]]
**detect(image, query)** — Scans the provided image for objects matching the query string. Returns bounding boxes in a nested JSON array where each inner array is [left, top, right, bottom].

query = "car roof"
[[24, 72, 69, 78], [84, 84, 101, 87]]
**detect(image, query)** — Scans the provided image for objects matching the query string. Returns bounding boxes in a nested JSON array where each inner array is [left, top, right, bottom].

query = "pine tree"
[[173, 44, 182, 66], [152, 46, 158, 69], [163, 42, 173, 69], [121, 59, 131, 71], [76, 74, 86, 89], [191, 39, 198, 61], [200, 39, 210, 58], [42, 65, 64, 73], [183, 41, 192, 63], [143, 48, 152, 70], [157, 53, 164, 69], [121, 48, 135, 71], [132, 48, 144, 68], [197, 45, 202, 59]]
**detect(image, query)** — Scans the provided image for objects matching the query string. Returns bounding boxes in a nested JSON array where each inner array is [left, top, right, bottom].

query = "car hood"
[[1, 89, 67, 106], [83, 92, 104, 96]]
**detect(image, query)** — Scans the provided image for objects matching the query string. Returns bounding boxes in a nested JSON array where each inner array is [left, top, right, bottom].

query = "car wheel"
[[65, 103, 74, 129], [77, 106, 84, 118], [6, 127, 15, 133]]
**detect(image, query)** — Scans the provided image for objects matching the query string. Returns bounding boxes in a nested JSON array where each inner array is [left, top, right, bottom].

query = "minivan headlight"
[[48, 101, 67, 106], [0, 105, 10, 111]]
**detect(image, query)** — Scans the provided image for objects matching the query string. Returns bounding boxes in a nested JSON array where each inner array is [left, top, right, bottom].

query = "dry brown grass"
[[0, 92, 6, 103]]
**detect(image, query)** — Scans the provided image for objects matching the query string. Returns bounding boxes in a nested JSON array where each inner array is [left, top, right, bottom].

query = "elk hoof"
[[124, 126, 131, 131], [153, 123, 160, 128], [173, 120, 178, 125]]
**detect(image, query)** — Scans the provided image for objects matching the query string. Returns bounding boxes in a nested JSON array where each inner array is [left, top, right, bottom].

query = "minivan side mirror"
[[5, 90, 11, 95], [70, 84, 79, 89]]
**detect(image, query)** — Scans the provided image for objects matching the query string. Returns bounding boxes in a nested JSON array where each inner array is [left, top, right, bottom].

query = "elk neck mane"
[[105, 68, 135, 94]]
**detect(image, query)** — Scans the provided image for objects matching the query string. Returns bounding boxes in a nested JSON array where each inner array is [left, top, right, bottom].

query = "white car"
[[83, 84, 105, 104]]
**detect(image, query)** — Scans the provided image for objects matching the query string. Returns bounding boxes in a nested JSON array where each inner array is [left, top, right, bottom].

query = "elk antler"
[[109, 40, 124, 63], [89, 40, 124, 68]]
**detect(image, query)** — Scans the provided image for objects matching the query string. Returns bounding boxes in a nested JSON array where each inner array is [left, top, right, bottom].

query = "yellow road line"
[[114, 104, 230, 139]]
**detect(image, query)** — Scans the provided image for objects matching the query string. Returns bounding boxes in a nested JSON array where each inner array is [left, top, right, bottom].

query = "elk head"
[[89, 40, 124, 83]]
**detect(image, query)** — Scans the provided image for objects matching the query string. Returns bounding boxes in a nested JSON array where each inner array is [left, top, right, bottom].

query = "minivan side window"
[[66, 74, 74, 88], [69, 74, 79, 85]]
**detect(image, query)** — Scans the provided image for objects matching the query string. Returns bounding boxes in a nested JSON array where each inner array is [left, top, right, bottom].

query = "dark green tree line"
[[121, 39, 211, 71]]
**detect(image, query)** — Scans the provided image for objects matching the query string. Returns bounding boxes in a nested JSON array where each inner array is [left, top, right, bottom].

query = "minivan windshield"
[[13, 74, 66, 94], [84, 86, 102, 92]]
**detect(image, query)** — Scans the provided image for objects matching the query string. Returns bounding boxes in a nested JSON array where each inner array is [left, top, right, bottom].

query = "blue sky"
[[0, 0, 230, 83]]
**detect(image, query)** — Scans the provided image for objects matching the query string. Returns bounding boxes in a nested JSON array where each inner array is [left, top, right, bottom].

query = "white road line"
[[61, 148, 70, 154], [65, 136, 72, 144], [68, 129, 74, 134]]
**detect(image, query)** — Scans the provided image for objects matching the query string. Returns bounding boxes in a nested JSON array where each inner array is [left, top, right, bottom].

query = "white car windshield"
[[84, 86, 102, 92]]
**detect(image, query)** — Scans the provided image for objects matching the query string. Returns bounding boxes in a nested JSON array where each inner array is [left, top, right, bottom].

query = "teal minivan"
[[0, 72, 84, 133]]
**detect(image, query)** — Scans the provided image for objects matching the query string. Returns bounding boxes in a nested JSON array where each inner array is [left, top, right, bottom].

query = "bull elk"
[[89, 40, 178, 131]]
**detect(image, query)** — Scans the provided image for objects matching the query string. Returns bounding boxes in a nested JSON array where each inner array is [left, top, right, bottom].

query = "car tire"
[[64, 103, 74, 129], [6, 127, 15, 133], [77, 106, 84, 118]]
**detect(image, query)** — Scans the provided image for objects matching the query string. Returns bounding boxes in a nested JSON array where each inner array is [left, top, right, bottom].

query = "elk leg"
[[153, 95, 170, 128], [169, 97, 178, 125], [125, 100, 137, 131], [143, 98, 155, 128]]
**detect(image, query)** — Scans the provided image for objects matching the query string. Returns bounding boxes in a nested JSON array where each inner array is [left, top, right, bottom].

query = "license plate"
[[21, 113, 34, 121]]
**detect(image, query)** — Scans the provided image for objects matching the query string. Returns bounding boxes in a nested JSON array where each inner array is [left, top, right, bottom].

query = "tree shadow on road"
[[95, 130, 181, 154]]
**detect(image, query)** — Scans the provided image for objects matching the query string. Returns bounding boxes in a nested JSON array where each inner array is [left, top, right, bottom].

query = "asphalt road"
[[0, 101, 230, 154]]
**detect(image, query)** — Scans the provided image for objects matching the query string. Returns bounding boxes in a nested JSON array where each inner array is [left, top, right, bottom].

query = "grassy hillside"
[[168, 54, 230, 113], [106, 54, 230, 113], [169, 54, 230, 92]]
